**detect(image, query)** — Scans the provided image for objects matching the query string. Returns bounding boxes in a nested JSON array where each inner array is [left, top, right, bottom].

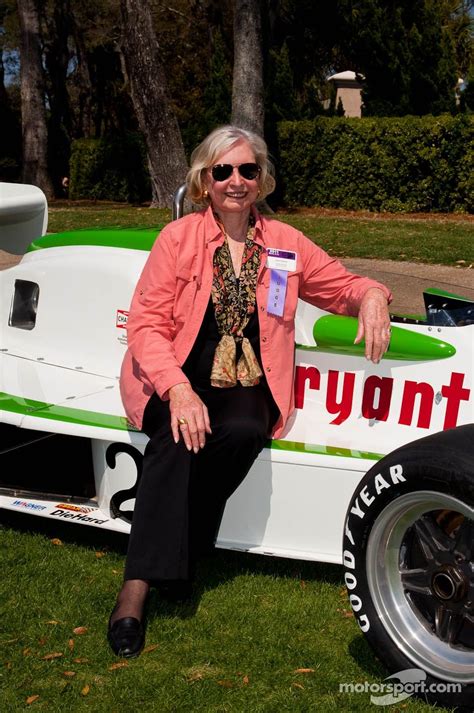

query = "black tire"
[[343, 425, 474, 710]]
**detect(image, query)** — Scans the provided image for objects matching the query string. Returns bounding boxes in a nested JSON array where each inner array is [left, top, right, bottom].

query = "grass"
[[47, 202, 474, 267], [0, 517, 444, 712]]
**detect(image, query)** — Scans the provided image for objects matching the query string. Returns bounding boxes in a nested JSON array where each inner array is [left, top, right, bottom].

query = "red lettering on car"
[[326, 370, 355, 425], [362, 376, 394, 422]]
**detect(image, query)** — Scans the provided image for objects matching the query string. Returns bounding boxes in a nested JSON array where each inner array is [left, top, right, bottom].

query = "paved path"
[[1, 249, 473, 316], [342, 258, 474, 314]]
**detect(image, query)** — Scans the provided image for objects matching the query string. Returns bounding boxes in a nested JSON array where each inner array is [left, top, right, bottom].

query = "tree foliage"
[[1, 0, 472, 197]]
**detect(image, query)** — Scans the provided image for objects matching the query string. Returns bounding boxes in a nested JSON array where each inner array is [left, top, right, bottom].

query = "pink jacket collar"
[[202, 204, 266, 247]]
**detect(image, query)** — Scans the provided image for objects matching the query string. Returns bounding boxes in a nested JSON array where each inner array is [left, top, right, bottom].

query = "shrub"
[[69, 133, 150, 203], [277, 115, 473, 212]]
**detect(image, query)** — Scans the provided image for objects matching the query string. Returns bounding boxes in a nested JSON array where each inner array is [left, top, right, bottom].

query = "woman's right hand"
[[168, 383, 212, 453]]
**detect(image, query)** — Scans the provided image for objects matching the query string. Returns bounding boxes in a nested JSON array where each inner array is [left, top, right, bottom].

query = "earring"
[[257, 189, 261, 198], [203, 189, 209, 199]]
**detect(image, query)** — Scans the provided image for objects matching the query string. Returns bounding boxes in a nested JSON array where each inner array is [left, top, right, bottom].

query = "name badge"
[[265, 249, 297, 317], [266, 248, 297, 272]]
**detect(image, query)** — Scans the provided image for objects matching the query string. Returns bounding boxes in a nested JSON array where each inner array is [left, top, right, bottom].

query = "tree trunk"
[[231, 0, 264, 135], [69, 17, 93, 138], [120, 0, 188, 207], [17, 0, 54, 198], [42, 0, 73, 190]]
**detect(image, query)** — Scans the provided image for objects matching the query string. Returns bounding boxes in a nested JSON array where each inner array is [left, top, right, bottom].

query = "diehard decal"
[[50, 509, 108, 525]]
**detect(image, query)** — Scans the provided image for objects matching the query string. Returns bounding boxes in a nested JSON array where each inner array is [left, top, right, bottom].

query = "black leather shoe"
[[107, 616, 145, 658]]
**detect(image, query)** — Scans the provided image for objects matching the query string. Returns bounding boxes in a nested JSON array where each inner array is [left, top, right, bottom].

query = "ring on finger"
[[178, 417, 188, 426]]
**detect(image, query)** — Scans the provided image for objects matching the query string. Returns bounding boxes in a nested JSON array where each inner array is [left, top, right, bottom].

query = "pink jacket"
[[120, 207, 391, 437]]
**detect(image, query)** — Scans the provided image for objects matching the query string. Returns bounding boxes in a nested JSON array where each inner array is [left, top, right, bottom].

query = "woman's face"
[[204, 139, 260, 217]]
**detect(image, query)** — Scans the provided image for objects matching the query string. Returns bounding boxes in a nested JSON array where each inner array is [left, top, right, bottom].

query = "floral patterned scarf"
[[211, 216, 263, 387]]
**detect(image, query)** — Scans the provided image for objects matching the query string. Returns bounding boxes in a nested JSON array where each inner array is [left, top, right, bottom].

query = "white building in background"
[[327, 70, 365, 117]]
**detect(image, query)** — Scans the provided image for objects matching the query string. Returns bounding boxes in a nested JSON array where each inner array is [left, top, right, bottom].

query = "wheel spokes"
[[434, 605, 465, 644], [412, 514, 453, 563], [454, 517, 474, 561], [400, 567, 432, 595]]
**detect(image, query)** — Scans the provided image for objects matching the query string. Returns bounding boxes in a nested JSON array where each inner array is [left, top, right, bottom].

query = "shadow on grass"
[[1, 509, 344, 619], [347, 635, 388, 679]]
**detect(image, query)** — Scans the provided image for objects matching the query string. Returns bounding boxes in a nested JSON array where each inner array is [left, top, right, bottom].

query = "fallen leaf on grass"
[[184, 663, 214, 683], [50, 538, 63, 546], [1, 637, 19, 644], [68, 639, 74, 651], [294, 668, 315, 674], [81, 684, 90, 696], [37, 637, 47, 646], [46, 620, 60, 625], [5, 661, 13, 669], [63, 671, 76, 678], [242, 675, 249, 685], [73, 657, 89, 664], [42, 652, 63, 660], [26, 695, 40, 704], [73, 626, 88, 635], [95, 551, 106, 559], [109, 662, 128, 671], [217, 680, 234, 688], [142, 644, 158, 654], [112, 569, 120, 575], [292, 682, 305, 690], [22, 648, 32, 656]]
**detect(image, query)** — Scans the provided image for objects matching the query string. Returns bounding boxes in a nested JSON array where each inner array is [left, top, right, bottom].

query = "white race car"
[[1, 183, 472, 708]]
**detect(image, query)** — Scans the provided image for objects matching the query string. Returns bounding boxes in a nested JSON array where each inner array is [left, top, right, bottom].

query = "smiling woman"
[[109, 124, 391, 658]]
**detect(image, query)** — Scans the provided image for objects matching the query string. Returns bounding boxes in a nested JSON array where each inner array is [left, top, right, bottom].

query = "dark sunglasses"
[[210, 162, 261, 182]]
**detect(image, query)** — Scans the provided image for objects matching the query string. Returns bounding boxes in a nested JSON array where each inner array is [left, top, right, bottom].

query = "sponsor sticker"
[[116, 310, 129, 329], [11, 499, 47, 511], [50, 509, 108, 525], [56, 503, 95, 514]]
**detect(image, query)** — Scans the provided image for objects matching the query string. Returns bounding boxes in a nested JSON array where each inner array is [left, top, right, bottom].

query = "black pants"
[[124, 383, 278, 583]]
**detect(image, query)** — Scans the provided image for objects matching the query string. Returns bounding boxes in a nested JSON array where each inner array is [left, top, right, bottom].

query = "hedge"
[[69, 133, 150, 203], [276, 115, 473, 212]]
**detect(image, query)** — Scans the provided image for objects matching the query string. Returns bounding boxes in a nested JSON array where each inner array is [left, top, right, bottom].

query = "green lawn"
[[0, 518, 444, 712], [47, 202, 474, 267]]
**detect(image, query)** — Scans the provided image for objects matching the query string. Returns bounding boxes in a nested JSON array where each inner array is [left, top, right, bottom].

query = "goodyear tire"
[[343, 425, 474, 710]]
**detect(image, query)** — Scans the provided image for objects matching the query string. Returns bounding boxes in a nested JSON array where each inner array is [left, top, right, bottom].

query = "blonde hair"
[[186, 125, 275, 206]]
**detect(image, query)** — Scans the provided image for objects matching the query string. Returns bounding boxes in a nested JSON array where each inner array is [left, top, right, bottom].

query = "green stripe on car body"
[[0, 391, 381, 460], [0, 392, 133, 431], [27, 227, 164, 253], [269, 439, 382, 460]]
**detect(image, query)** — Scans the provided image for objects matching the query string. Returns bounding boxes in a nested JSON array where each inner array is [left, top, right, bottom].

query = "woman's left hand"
[[354, 288, 391, 364]]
